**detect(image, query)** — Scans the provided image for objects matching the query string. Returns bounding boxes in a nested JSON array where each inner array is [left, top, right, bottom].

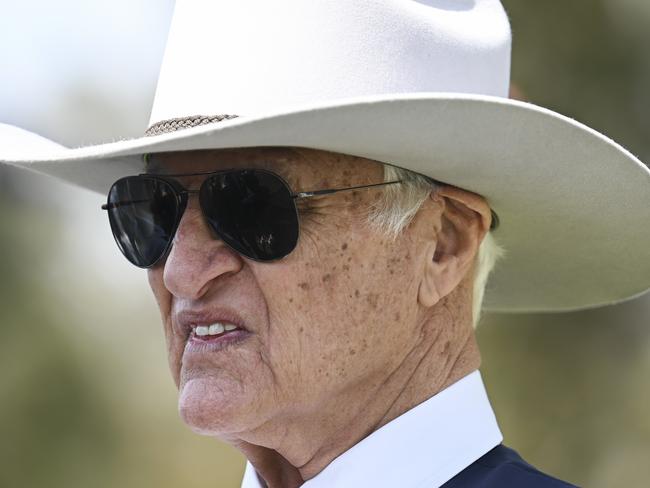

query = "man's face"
[[147, 147, 430, 437]]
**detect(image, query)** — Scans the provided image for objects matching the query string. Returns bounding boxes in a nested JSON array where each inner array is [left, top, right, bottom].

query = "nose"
[[162, 198, 244, 300]]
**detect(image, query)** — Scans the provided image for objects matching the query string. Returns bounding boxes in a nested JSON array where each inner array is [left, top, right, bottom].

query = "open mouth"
[[191, 322, 245, 340], [186, 322, 250, 350]]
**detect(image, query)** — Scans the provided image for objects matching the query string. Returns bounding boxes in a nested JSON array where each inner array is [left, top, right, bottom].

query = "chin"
[[178, 376, 249, 436]]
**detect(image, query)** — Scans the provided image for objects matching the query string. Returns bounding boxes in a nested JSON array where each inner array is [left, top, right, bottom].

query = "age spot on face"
[[298, 282, 309, 290], [341, 242, 348, 250]]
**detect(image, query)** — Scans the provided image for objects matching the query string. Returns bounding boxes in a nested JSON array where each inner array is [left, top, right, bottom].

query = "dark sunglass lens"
[[200, 170, 299, 261], [106, 177, 180, 267]]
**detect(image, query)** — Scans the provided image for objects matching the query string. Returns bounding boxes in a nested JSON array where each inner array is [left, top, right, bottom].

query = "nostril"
[[162, 236, 244, 300]]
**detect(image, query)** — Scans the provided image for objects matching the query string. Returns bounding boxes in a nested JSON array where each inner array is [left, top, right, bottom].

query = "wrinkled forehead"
[[145, 146, 384, 187]]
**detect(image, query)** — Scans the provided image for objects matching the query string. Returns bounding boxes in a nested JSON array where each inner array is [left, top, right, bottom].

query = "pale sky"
[[0, 0, 174, 292]]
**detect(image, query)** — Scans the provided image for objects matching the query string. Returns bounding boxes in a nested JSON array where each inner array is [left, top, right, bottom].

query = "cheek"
[[147, 267, 169, 312], [147, 268, 171, 336], [325, 243, 421, 369], [258, 234, 418, 395], [147, 268, 182, 384]]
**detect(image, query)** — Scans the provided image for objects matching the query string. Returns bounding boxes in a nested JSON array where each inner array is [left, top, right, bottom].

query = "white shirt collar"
[[241, 370, 502, 488]]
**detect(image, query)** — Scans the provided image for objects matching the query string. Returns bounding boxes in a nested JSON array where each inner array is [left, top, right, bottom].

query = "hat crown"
[[150, 0, 512, 126]]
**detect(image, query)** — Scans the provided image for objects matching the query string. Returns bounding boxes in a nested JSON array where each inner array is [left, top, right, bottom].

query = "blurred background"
[[0, 0, 648, 486]]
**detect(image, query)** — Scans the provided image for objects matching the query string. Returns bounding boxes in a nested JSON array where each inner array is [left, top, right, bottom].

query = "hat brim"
[[2, 92, 649, 313]]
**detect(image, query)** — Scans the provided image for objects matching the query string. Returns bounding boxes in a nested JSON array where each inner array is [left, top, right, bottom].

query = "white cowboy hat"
[[1, 0, 649, 313]]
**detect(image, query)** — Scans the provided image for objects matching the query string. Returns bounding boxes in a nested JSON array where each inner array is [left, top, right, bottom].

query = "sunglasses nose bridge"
[[174, 189, 199, 218], [174, 189, 202, 228], [175, 187, 239, 255]]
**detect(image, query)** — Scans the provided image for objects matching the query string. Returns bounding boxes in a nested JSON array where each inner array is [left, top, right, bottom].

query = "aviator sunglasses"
[[102, 167, 404, 268]]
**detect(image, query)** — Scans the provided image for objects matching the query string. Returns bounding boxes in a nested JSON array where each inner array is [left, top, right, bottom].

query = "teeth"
[[193, 322, 239, 337], [209, 323, 225, 335]]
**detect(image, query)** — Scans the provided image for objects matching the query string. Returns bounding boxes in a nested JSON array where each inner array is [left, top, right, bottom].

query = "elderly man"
[[2, 0, 649, 487], [142, 145, 505, 488]]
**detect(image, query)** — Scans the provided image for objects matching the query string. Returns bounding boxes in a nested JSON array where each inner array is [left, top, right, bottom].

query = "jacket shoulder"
[[442, 444, 579, 488]]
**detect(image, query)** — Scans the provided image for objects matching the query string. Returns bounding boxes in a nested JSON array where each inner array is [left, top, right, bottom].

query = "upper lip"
[[174, 308, 250, 338]]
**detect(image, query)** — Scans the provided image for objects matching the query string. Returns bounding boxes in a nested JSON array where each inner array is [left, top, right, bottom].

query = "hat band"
[[145, 114, 239, 136]]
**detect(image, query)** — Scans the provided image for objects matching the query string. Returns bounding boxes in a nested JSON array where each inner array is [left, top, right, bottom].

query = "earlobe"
[[418, 242, 441, 307], [418, 238, 463, 308], [417, 186, 491, 308]]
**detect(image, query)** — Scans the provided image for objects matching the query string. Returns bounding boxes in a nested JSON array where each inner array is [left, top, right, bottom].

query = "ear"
[[418, 185, 492, 308]]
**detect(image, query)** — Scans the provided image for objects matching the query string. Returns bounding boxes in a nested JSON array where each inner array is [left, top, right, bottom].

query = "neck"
[[228, 297, 480, 488]]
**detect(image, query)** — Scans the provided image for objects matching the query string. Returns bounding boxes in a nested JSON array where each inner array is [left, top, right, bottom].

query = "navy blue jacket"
[[442, 445, 579, 487]]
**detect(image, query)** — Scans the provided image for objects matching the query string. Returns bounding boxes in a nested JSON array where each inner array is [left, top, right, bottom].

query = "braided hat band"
[[145, 114, 239, 136]]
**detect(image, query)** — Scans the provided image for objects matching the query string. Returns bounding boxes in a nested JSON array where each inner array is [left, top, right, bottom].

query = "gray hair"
[[367, 165, 505, 328]]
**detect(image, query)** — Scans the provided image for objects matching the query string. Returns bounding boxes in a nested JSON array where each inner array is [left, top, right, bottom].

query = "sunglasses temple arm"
[[293, 179, 403, 199], [292, 180, 499, 231], [101, 198, 153, 210]]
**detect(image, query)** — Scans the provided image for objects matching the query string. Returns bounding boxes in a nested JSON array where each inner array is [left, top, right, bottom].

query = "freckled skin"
[[147, 148, 414, 420], [145, 146, 491, 487]]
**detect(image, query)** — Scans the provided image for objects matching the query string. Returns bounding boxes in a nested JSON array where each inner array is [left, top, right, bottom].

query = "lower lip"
[[184, 329, 252, 354]]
